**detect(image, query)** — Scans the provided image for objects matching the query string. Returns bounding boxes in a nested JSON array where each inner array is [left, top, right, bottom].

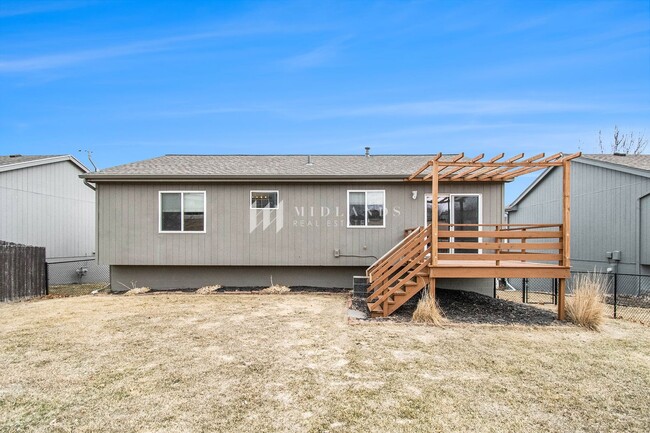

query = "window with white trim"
[[160, 191, 206, 232], [348, 190, 385, 227], [250, 191, 279, 209]]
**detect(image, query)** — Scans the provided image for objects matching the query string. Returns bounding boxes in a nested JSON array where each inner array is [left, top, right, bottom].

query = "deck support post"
[[431, 161, 439, 270], [559, 159, 571, 320], [430, 161, 439, 300]]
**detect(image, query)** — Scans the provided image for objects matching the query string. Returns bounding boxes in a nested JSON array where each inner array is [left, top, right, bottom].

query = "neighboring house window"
[[348, 190, 385, 227], [250, 191, 279, 209], [160, 191, 206, 232]]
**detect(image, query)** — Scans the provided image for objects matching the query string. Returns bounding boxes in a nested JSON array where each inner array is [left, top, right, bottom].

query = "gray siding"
[[509, 162, 650, 275], [0, 161, 96, 259], [97, 181, 503, 267]]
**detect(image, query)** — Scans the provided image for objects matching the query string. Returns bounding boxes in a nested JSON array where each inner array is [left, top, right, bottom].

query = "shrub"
[[566, 272, 606, 331], [412, 289, 445, 326]]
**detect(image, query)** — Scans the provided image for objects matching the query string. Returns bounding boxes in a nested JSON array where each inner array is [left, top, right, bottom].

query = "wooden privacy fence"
[[0, 241, 47, 301]]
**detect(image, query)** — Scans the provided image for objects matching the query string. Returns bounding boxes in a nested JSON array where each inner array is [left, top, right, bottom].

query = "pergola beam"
[[406, 152, 582, 182]]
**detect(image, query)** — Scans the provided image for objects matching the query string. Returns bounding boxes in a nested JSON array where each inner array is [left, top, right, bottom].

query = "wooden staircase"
[[366, 225, 432, 317]]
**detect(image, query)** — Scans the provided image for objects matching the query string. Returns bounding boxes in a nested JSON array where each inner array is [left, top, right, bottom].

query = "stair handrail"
[[366, 226, 422, 274]]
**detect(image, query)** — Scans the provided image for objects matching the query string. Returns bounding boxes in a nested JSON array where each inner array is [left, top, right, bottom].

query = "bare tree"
[[599, 126, 648, 154]]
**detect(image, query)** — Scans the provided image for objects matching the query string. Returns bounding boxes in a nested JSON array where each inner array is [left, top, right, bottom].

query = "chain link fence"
[[46, 258, 110, 297], [496, 272, 650, 324]]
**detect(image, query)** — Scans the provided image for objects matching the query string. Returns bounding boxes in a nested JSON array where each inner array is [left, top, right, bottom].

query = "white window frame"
[[159, 191, 207, 234], [347, 190, 386, 228], [424, 193, 482, 253], [249, 190, 280, 210]]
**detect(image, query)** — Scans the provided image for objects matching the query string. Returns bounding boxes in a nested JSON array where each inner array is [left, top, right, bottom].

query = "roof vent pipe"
[[306, 155, 313, 166], [365, 147, 371, 157], [613, 152, 627, 157]]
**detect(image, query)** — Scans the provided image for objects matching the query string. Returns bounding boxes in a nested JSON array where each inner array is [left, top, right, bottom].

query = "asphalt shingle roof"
[[87, 154, 439, 178], [0, 155, 60, 167], [581, 154, 650, 172]]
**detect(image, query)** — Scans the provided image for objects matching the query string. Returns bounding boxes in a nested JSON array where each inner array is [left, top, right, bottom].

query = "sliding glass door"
[[425, 194, 481, 254]]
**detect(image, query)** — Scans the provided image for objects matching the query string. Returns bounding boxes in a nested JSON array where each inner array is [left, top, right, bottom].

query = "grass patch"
[[48, 283, 109, 297], [567, 272, 606, 331], [1, 294, 649, 432]]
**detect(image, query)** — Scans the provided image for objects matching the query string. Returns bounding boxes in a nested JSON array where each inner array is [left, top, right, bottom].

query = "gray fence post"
[[613, 272, 617, 319]]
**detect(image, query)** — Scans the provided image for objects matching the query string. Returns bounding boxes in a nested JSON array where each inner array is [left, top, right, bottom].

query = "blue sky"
[[1, 0, 649, 202]]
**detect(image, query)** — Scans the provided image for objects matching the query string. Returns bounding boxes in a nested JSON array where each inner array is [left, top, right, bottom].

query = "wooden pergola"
[[366, 152, 582, 319], [411, 152, 580, 319]]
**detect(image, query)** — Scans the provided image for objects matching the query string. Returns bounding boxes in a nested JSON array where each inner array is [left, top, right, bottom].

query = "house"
[[82, 151, 578, 317], [0, 154, 107, 285], [0, 155, 97, 259], [507, 153, 650, 277]]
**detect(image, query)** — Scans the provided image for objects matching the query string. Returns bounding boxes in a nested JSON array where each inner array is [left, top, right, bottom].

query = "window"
[[250, 191, 279, 209], [348, 190, 385, 227], [159, 191, 206, 233]]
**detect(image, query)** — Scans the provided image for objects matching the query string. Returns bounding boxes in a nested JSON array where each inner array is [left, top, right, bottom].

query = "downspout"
[[84, 179, 96, 191], [637, 191, 650, 276]]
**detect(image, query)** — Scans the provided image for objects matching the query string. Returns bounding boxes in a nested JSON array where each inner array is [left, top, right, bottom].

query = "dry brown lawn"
[[1, 293, 649, 432]]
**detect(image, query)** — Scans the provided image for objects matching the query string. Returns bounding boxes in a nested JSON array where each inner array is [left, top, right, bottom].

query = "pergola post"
[[430, 161, 439, 298], [558, 159, 571, 320]]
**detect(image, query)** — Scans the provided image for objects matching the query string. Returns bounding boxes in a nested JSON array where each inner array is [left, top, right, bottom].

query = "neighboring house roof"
[[82, 154, 446, 181], [507, 153, 650, 211], [0, 154, 90, 173], [580, 153, 650, 172]]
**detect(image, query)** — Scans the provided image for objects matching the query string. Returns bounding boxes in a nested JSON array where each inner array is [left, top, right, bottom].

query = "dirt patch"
[[353, 289, 564, 326]]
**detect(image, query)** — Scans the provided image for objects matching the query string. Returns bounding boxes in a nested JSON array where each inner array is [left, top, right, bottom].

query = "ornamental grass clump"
[[196, 285, 221, 295], [566, 272, 606, 331], [412, 289, 445, 326], [260, 285, 291, 294], [123, 287, 151, 296]]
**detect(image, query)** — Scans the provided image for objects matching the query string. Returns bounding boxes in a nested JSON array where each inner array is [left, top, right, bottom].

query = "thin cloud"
[[0, 22, 316, 73], [315, 99, 599, 118], [129, 99, 610, 121], [281, 36, 351, 69], [0, 1, 92, 18]]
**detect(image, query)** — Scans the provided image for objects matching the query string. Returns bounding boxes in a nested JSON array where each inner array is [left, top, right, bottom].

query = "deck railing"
[[403, 223, 565, 266]]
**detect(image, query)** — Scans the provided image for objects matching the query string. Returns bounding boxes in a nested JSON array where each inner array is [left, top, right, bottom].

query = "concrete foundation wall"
[[110, 265, 494, 296], [111, 265, 368, 290]]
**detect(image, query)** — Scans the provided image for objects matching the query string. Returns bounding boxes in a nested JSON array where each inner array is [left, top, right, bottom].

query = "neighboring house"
[[507, 154, 650, 276], [0, 155, 96, 259], [82, 151, 576, 317], [0, 154, 107, 285]]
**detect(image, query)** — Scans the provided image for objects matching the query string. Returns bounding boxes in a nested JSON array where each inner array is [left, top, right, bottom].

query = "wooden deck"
[[366, 223, 571, 317], [430, 260, 571, 279]]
